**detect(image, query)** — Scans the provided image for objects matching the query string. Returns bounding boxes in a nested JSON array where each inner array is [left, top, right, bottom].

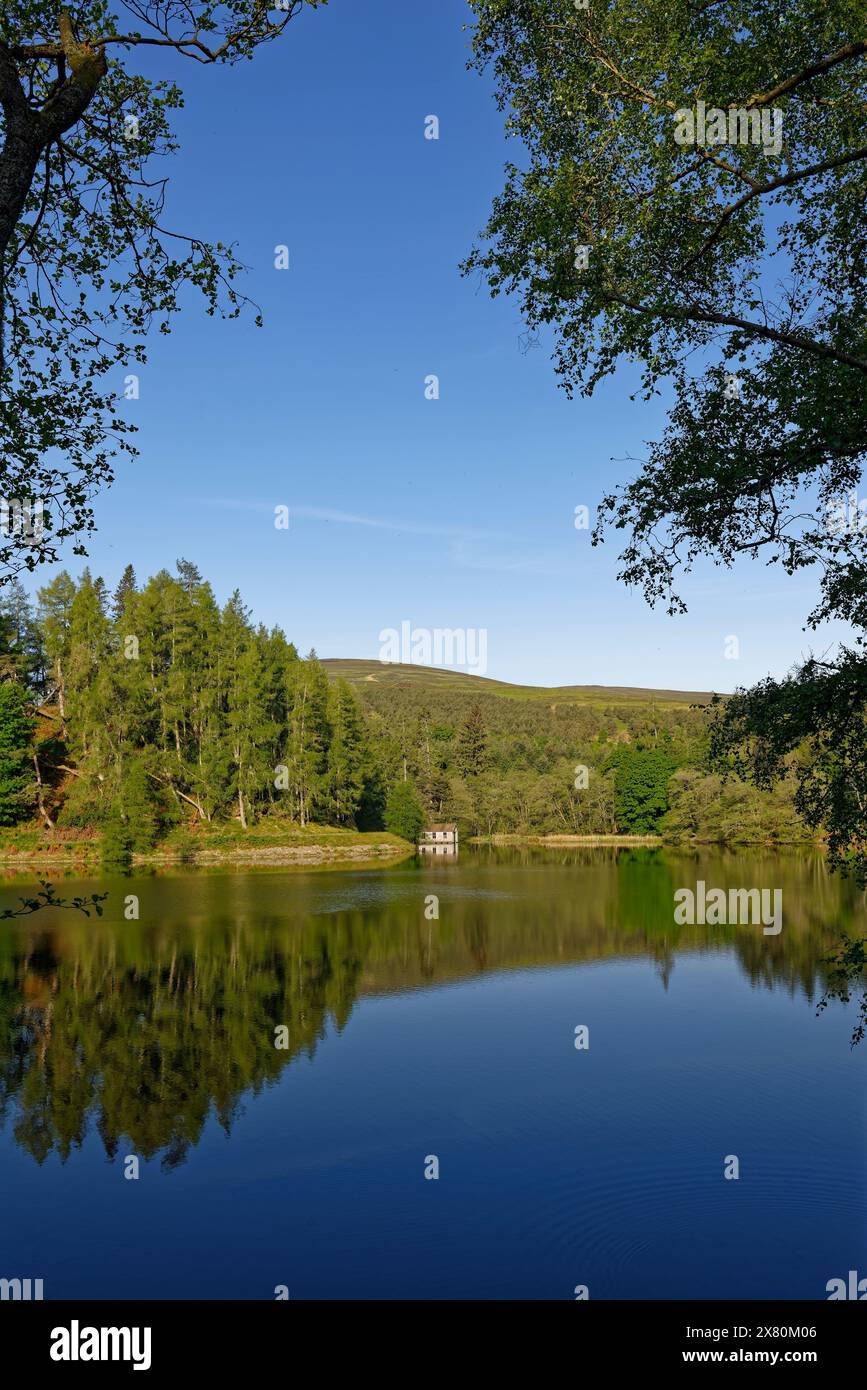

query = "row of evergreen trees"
[[0, 562, 375, 845], [0, 559, 810, 846]]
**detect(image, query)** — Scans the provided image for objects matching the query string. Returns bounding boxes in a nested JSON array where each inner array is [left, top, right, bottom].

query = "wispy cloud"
[[203, 498, 506, 542], [202, 499, 575, 576], [292, 504, 505, 541]]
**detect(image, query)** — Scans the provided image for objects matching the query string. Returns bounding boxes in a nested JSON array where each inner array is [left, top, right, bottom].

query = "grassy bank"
[[470, 833, 663, 846], [470, 831, 818, 849], [0, 822, 415, 873]]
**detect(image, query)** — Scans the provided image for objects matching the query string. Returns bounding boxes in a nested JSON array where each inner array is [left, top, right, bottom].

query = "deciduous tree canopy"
[[0, 3, 322, 581], [465, 0, 867, 871]]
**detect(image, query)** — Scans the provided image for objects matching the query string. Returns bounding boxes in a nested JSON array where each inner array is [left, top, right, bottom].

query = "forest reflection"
[[0, 849, 862, 1169]]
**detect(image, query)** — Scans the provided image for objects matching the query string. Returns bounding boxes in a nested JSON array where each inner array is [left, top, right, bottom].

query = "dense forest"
[[0, 561, 810, 850]]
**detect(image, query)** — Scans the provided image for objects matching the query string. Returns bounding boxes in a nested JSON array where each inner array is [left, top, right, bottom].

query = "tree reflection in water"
[[0, 849, 863, 1169]]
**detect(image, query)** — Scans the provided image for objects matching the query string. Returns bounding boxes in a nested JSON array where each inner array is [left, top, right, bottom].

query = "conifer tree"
[[65, 571, 112, 759], [0, 682, 35, 825], [183, 578, 226, 823], [93, 577, 110, 615], [457, 702, 488, 778], [286, 651, 331, 826], [38, 572, 77, 735], [15, 560, 807, 843], [117, 757, 161, 852], [176, 559, 203, 593], [112, 565, 137, 622], [326, 680, 366, 825], [0, 579, 43, 687], [222, 592, 274, 829]]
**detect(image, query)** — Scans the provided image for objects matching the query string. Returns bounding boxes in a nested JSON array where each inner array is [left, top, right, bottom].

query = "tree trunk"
[[0, 20, 107, 258], [32, 752, 54, 828], [57, 659, 67, 738]]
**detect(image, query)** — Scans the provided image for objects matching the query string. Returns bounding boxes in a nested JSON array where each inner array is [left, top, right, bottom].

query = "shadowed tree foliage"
[[817, 933, 867, 1047], [464, 0, 867, 870], [383, 778, 425, 843], [709, 652, 867, 878], [0, 678, 35, 822], [0, 2, 323, 582], [456, 700, 488, 778]]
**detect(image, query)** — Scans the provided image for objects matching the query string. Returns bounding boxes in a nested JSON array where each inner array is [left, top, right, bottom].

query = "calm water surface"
[[1, 847, 865, 1300]]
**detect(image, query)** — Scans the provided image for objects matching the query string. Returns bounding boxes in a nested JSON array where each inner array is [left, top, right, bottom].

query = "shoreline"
[[0, 828, 416, 874], [0, 829, 821, 876], [142, 841, 416, 868], [470, 833, 662, 846], [470, 832, 817, 848]]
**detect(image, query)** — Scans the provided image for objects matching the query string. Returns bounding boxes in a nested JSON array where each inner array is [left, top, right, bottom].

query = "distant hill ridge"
[[321, 659, 717, 707]]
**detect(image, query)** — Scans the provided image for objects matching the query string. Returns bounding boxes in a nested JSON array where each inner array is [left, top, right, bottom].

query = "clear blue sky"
[[29, 0, 850, 691]]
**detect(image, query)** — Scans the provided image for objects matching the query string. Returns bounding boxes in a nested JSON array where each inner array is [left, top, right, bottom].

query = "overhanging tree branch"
[[745, 37, 867, 108], [679, 144, 867, 274], [603, 290, 867, 375]]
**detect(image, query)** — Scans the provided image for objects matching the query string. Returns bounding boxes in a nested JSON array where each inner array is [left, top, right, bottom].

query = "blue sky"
[[28, 0, 851, 690]]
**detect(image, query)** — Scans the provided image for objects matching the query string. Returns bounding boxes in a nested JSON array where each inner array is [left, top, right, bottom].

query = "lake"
[[1, 846, 865, 1300]]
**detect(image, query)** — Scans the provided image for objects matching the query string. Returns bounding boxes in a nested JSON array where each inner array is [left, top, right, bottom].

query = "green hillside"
[[0, 558, 798, 852], [321, 659, 717, 707], [320, 658, 804, 846]]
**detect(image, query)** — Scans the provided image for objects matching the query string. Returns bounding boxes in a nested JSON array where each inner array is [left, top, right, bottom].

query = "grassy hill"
[[321, 658, 717, 708], [319, 660, 803, 847]]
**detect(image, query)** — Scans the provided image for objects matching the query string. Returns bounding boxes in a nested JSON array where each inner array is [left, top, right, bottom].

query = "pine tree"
[[93, 576, 110, 616], [62, 574, 127, 825], [0, 682, 35, 825], [356, 766, 387, 831], [427, 765, 451, 818], [326, 680, 366, 825], [256, 625, 297, 811], [118, 756, 161, 851], [0, 579, 43, 687], [457, 702, 488, 778], [112, 565, 137, 621], [183, 578, 226, 823], [222, 593, 275, 830], [65, 571, 112, 764], [286, 652, 330, 826], [37, 571, 76, 735], [176, 558, 203, 593]]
